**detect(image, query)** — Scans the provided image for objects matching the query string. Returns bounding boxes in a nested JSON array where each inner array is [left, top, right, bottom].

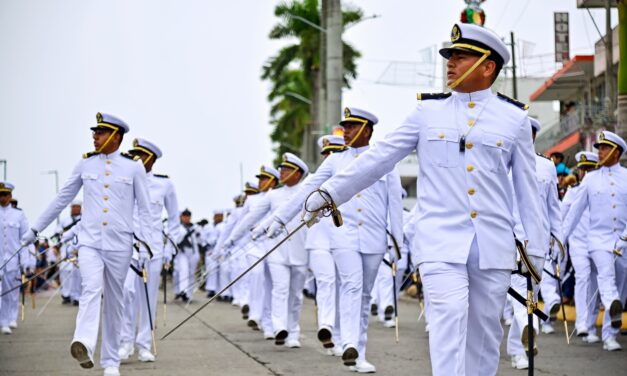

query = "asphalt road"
[[1, 288, 625, 376]]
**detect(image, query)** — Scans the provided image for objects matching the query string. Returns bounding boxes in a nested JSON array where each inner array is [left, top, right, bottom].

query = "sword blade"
[[161, 221, 307, 340]]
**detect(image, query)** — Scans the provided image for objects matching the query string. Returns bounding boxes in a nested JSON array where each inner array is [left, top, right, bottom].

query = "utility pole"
[[617, 0, 627, 158], [326, 0, 343, 147], [510, 31, 518, 99], [317, 0, 328, 167], [605, 0, 616, 125]]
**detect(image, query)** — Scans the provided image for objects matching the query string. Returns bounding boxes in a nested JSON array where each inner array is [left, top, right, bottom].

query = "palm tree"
[[262, 0, 363, 163]]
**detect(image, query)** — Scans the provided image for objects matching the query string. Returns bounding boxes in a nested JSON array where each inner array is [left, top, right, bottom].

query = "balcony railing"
[[535, 104, 613, 153]]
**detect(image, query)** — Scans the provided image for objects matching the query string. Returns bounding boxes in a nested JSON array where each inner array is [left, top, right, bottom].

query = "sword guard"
[[304, 189, 343, 228]]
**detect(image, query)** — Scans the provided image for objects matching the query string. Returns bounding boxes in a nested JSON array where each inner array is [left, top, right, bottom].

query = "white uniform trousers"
[[120, 258, 163, 351], [304, 268, 316, 293], [232, 254, 249, 304], [570, 249, 597, 333], [174, 251, 191, 298], [540, 267, 561, 322], [616, 255, 627, 311], [71, 265, 82, 301], [189, 250, 200, 295], [507, 273, 540, 357], [502, 296, 513, 322], [372, 255, 408, 321], [59, 260, 73, 298], [309, 249, 341, 343], [204, 253, 218, 292], [420, 237, 510, 376], [268, 262, 306, 340], [246, 253, 273, 332], [0, 269, 20, 327], [73, 246, 132, 368], [218, 258, 232, 298], [590, 249, 620, 340], [332, 248, 383, 361]]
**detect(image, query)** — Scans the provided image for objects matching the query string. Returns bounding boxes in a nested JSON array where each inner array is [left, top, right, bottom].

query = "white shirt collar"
[[452, 88, 493, 103]]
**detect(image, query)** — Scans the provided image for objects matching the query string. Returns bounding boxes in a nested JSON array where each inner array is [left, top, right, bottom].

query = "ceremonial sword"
[[161, 220, 311, 340], [161, 190, 342, 340]]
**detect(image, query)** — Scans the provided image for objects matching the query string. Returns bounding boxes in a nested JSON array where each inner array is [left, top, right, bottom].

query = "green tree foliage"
[[262, 0, 363, 162]]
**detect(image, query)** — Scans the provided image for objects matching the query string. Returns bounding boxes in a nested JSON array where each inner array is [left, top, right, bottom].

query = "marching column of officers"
[[0, 22, 626, 376]]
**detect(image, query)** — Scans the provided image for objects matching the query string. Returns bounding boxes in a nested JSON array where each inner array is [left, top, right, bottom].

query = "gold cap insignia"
[[133, 138, 139, 147], [96, 112, 103, 122], [282, 154, 289, 162], [600, 132, 605, 141], [580, 155, 587, 162], [260, 166, 266, 173], [0, 183, 4, 189], [451, 24, 461, 42], [322, 138, 330, 147], [344, 107, 351, 118]]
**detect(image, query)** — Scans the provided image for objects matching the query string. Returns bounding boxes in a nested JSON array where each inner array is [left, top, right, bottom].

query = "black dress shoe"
[[72, 300, 79, 306], [274, 330, 288, 346], [62, 296, 71, 305]]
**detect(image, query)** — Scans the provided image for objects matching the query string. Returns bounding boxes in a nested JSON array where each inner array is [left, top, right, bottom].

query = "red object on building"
[[529, 55, 594, 102]]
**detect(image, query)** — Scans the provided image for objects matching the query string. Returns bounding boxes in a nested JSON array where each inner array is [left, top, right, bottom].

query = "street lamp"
[[42, 170, 60, 224], [285, 91, 312, 105]]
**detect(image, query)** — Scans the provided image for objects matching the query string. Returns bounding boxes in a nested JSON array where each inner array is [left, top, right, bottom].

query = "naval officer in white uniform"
[[21, 113, 153, 376], [265, 107, 403, 373], [561, 151, 600, 343], [563, 131, 627, 352], [306, 135, 346, 355], [0, 182, 30, 335], [119, 138, 181, 363], [255, 153, 310, 347], [506, 117, 563, 369], [297, 23, 546, 376]]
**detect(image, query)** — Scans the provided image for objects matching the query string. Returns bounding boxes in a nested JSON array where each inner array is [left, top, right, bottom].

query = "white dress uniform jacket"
[[134, 173, 181, 258], [319, 89, 546, 269], [263, 184, 308, 266], [274, 146, 403, 255], [564, 163, 627, 250], [0, 205, 29, 272], [32, 151, 153, 251]]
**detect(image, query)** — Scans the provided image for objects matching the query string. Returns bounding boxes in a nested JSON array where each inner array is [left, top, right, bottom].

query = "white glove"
[[616, 239, 627, 254], [266, 220, 285, 239], [138, 251, 151, 268], [20, 229, 37, 247], [251, 226, 266, 241], [521, 255, 545, 278], [61, 232, 76, 244], [302, 190, 330, 223]]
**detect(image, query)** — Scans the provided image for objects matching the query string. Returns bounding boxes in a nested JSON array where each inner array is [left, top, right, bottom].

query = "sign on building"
[[554, 12, 570, 63]]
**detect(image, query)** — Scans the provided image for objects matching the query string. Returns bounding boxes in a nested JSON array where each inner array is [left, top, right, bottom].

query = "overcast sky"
[[0, 0, 618, 232]]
